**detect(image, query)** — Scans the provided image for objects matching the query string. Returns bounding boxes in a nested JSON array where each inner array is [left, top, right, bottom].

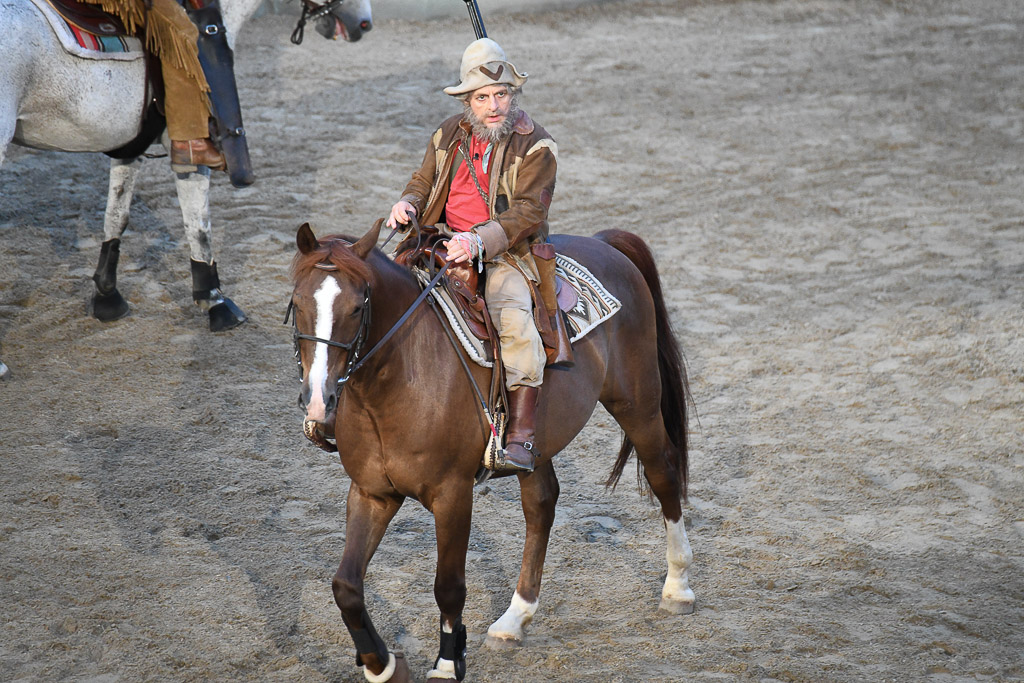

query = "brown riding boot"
[[170, 138, 226, 173], [499, 386, 540, 473]]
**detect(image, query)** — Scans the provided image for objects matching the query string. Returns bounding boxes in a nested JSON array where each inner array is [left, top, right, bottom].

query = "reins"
[[285, 262, 449, 389], [289, 218, 501, 470]]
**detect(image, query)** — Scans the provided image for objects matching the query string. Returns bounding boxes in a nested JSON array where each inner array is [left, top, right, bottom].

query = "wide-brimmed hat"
[[443, 38, 528, 97]]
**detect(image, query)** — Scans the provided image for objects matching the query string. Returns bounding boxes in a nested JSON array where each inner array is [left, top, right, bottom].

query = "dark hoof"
[[208, 297, 246, 332], [92, 289, 130, 322], [390, 652, 411, 682]]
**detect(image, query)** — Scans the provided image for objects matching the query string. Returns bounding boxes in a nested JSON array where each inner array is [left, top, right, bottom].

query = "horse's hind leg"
[[333, 483, 411, 683], [487, 459, 559, 643], [604, 398, 695, 615], [174, 169, 246, 332], [91, 157, 143, 321]]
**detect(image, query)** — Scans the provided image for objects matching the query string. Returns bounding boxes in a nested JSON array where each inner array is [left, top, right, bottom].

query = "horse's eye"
[[349, 306, 362, 318]]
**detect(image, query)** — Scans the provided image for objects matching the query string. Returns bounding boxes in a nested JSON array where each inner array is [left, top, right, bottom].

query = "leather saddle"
[[393, 228, 496, 359], [393, 226, 573, 368], [43, 0, 128, 36]]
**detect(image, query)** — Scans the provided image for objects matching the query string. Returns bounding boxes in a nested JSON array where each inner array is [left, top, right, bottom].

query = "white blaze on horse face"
[[305, 275, 342, 422], [661, 517, 695, 610], [487, 591, 538, 642]]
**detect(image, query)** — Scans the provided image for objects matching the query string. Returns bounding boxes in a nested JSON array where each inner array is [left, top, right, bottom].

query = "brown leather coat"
[[398, 110, 557, 267]]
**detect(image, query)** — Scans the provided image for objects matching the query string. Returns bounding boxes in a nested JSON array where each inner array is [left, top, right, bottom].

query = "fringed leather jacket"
[[398, 110, 558, 268]]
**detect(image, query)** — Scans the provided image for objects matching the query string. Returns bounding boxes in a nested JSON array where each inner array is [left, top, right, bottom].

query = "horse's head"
[[313, 0, 373, 42], [289, 221, 381, 439]]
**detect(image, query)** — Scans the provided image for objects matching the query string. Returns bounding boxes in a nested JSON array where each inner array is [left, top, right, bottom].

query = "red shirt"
[[445, 135, 491, 232]]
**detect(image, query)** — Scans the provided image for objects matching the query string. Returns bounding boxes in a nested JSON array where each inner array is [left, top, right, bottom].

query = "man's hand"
[[387, 201, 417, 230], [445, 233, 480, 264]]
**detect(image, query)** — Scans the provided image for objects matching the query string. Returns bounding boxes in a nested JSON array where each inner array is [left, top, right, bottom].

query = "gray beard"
[[463, 97, 520, 144]]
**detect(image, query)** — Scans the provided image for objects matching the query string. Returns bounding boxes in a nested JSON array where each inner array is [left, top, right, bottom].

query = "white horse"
[[0, 0, 372, 380]]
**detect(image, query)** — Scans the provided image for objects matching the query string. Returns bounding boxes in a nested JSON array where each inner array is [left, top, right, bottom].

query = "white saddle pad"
[[414, 253, 622, 369], [30, 0, 144, 61]]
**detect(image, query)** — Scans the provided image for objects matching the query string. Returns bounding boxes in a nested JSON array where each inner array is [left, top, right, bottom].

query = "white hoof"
[[487, 592, 537, 642]]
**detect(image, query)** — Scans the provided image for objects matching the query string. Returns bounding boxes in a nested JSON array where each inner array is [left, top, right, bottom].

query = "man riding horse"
[[85, 0, 225, 171], [387, 37, 558, 474]]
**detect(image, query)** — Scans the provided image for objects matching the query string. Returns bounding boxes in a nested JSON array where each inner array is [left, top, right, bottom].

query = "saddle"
[[393, 227, 496, 360], [43, 0, 127, 37]]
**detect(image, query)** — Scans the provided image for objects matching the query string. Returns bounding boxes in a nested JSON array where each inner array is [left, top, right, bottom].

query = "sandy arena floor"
[[1, 0, 1022, 680]]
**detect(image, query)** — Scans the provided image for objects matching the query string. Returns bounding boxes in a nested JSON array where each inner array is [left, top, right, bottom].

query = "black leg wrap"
[[434, 618, 467, 681], [346, 608, 389, 669], [191, 259, 246, 331], [91, 239, 129, 321], [190, 258, 222, 301]]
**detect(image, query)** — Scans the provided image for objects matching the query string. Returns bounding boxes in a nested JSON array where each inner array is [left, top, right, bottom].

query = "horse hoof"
[[658, 597, 695, 615], [208, 297, 247, 332], [483, 634, 523, 650], [0, 361, 10, 381], [91, 289, 130, 322]]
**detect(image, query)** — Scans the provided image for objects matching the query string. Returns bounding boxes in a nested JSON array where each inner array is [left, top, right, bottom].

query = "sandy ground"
[[2, 0, 1023, 680]]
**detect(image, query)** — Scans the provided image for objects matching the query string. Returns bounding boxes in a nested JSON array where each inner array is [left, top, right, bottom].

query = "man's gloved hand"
[[444, 232, 482, 264]]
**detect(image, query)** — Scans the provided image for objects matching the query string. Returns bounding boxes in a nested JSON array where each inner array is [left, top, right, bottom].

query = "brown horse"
[[289, 220, 695, 682]]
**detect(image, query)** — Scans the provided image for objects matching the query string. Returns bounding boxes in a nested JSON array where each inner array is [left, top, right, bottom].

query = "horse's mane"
[[291, 234, 373, 284]]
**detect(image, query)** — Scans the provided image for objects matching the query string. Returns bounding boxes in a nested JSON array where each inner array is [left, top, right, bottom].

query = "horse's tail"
[[594, 229, 690, 501]]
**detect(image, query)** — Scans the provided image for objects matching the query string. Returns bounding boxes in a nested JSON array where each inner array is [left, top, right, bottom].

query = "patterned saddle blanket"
[[31, 0, 144, 60], [416, 253, 622, 369]]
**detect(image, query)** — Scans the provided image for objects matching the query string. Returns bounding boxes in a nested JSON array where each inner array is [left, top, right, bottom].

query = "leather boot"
[[170, 138, 226, 173], [499, 386, 540, 473]]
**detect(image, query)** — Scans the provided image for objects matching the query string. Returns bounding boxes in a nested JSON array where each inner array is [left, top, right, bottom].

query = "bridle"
[[284, 265, 373, 387], [285, 260, 450, 390], [290, 0, 346, 45]]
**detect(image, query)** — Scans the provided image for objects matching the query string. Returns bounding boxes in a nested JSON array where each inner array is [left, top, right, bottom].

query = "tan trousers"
[[87, 0, 213, 140], [149, 0, 212, 140], [486, 258, 545, 390]]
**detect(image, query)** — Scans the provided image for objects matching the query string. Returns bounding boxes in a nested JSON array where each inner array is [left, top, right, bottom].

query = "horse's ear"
[[351, 218, 384, 260], [296, 222, 319, 254]]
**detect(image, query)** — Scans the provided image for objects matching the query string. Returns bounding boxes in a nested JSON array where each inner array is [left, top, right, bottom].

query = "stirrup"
[[493, 441, 535, 473]]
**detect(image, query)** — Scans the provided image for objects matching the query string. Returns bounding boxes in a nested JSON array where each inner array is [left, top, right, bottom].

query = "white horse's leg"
[[91, 157, 144, 321], [175, 168, 246, 331], [103, 156, 143, 241], [175, 167, 214, 263], [659, 517, 695, 614], [487, 591, 538, 643]]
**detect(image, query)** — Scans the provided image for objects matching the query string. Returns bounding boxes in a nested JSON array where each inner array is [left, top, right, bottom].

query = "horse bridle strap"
[[291, 0, 346, 44], [286, 263, 450, 388]]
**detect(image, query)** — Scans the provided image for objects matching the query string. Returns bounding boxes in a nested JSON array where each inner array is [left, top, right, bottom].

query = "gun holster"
[[188, 1, 255, 187]]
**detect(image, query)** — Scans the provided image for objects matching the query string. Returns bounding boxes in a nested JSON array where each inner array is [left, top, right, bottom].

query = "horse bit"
[[291, 0, 346, 44]]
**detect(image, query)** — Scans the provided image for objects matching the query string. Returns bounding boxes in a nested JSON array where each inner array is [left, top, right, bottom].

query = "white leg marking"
[[487, 591, 538, 641], [661, 517, 695, 611], [304, 276, 340, 423], [362, 652, 395, 683]]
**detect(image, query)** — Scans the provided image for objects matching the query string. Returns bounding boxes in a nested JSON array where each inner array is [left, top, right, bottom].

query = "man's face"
[[468, 85, 512, 130]]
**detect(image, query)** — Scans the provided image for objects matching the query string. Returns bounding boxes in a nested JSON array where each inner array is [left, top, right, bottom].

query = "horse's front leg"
[[91, 156, 143, 321], [426, 485, 473, 681], [487, 458, 559, 644], [333, 483, 411, 683], [173, 169, 246, 332]]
